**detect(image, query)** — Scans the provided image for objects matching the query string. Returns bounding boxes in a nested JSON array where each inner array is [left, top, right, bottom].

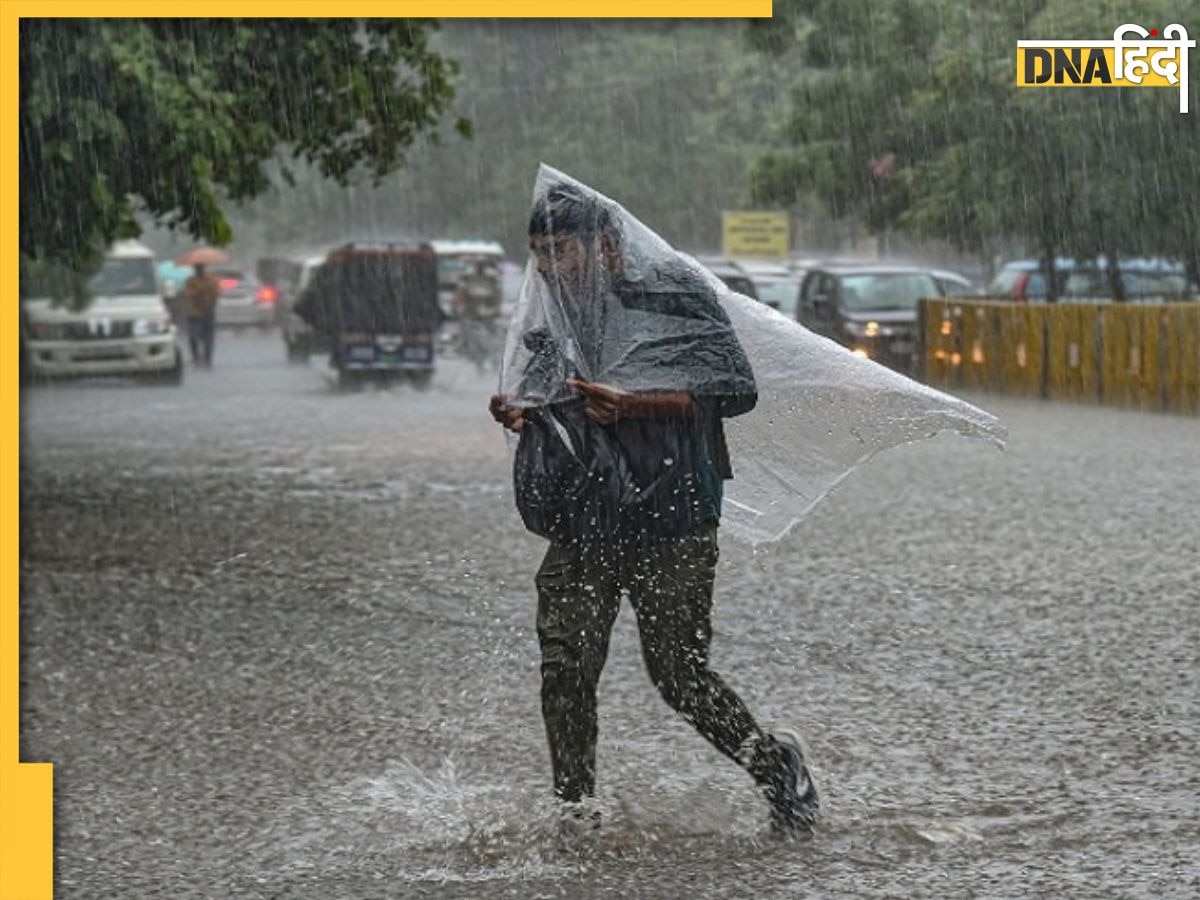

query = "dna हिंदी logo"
[[1016, 23, 1195, 113]]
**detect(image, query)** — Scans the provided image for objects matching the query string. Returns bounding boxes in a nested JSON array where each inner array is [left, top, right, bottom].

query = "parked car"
[[696, 257, 759, 300], [1059, 265, 1198, 302], [797, 264, 944, 373], [212, 269, 276, 329], [752, 274, 804, 318], [256, 255, 302, 297], [787, 256, 820, 275], [930, 268, 983, 297], [278, 255, 330, 361], [735, 260, 791, 279], [988, 257, 1198, 302], [1119, 270, 1200, 301], [712, 266, 759, 300], [21, 240, 183, 384]]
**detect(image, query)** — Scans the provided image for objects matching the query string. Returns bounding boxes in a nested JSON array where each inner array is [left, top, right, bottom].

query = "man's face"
[[529, 233, 590, 291]]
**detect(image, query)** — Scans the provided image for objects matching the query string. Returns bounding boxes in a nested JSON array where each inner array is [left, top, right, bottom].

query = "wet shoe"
[[761, 727, 819, 834], [556, 801, 602, 847], [559, 801, 604, 840]]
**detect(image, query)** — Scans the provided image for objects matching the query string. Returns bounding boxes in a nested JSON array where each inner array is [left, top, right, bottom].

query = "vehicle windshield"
[[935, 275, 974, 296], [839, 273, 939, 311], [86, 257, 157, 298], [438, 257, 467, 287], [755, 280, 801, 316]]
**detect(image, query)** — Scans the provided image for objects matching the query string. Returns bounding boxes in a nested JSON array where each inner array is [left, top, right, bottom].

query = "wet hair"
[[528, 182, 615, 241]]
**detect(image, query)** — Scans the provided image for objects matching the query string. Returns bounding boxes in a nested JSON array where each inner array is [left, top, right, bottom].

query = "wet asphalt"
[[18, 330, 1200, 898]]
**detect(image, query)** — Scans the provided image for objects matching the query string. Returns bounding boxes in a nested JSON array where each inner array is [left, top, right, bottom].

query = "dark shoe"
[[560, 801, 601, 832], [761, 727, 819, 834]]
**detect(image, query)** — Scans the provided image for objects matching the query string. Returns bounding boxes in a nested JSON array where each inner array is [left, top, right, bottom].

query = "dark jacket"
[[513, 264, 756, 545], [180, 274, 220, 319]]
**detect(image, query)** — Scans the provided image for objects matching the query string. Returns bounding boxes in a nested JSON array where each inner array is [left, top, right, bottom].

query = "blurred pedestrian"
[[488, 181, 818, 835], [180, 264, 220, 368]]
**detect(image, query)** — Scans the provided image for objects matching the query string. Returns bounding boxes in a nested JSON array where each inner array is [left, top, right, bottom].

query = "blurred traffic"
[[20, 233, 1200, 392]]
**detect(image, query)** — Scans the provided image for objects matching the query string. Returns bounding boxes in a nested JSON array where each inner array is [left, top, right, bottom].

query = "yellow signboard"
[[722, 211, 790, 259]]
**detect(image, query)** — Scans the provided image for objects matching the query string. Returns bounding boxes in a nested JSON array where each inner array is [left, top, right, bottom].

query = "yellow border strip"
[[5, 1, 772, 17], [3, 8, 55, 899]]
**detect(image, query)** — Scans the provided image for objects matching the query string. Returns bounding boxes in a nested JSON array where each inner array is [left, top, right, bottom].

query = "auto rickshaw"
[[294, 240, 441, 389]]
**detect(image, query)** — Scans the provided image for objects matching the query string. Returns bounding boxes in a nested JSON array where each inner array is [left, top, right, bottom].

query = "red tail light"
[[255, 285, 279, 305], [219, 277, 239, 290], [1011, 272, 1029, 299]]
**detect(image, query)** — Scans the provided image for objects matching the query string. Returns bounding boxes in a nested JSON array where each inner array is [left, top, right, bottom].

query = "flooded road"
[[19, 332, 1200, 898]]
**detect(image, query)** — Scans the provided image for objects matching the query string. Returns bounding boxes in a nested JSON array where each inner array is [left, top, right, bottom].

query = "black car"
[[796, 265, 944, 373], [696, 257, 760, 300]]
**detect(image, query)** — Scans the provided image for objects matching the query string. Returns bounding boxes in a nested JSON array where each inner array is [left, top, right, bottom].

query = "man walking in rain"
[[180, 263, 220, 368], [489, 179, 819, 835]]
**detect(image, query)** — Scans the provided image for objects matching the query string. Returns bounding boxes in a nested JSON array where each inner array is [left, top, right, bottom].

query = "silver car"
[[213, 269, 275, 330]]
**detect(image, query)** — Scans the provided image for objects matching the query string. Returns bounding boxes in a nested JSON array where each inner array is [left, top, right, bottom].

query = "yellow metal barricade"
[[1161, 305, 1200, 414], [958, 302, 991, 391], [1100, 304, 1161, 411], [921, 298, 959, 387], [999, 303, 1043, 398], [1045, 303, 1100, 404], [919, 299, 1198, 415]]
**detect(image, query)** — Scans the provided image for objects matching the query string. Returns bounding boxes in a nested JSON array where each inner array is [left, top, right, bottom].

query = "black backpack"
[[513, 402, 641, 544]]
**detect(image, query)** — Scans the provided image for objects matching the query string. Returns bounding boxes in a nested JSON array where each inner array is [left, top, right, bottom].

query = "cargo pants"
[[535, 520, 774, 803]]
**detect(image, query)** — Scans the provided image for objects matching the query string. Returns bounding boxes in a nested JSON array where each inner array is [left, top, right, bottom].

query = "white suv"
[[22, 240, 183, 384]]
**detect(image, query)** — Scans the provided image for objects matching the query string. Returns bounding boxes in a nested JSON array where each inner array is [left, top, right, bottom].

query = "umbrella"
[[175, 246, 229, 267]]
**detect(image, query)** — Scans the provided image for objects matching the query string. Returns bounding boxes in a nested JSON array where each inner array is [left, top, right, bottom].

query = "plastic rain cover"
[[499, 165, 1006, 545]]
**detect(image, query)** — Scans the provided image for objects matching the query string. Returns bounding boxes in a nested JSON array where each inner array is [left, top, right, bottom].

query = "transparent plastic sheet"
[[500, 165, 1006, 545]]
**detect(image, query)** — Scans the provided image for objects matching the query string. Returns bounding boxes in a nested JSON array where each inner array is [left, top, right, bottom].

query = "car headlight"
[[846, 320, 894, 338], [843, 321, 869, 337], [133, 318, 171, 337]]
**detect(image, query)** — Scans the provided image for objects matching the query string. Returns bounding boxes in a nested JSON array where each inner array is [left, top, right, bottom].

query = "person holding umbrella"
[[176, 247, 227, 369]]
